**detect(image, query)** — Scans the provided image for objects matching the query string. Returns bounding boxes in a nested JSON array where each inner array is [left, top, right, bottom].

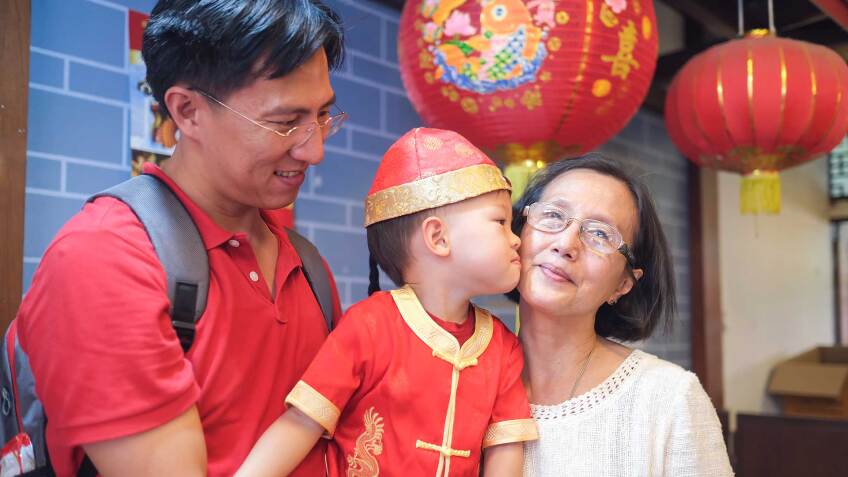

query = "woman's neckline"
[[529, 349, 647, 419]]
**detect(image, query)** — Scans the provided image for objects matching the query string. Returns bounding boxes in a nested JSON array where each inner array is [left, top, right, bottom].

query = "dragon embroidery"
[[346, 407, 385, 477]]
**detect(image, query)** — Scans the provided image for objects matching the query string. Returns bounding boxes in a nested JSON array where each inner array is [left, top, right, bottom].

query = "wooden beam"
[[689, 165, 724, 409], [664, 0, 737, 40], [0, 0, 30, 331], [809, 0, 848, 32]]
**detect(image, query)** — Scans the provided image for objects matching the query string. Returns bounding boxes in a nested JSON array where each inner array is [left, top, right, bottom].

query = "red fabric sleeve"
[[490, 333, 533, 425], [287, 304, 374, 434], [17, 198, 200, 447]]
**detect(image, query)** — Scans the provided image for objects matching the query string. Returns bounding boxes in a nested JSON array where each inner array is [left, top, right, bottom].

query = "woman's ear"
[[163, 86, 201, 139], [609, 268, 643, 304], [420, 216, 450, 257]]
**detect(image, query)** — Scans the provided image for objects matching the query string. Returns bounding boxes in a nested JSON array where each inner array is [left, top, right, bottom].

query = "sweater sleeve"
[[664, 372, 734, 477]]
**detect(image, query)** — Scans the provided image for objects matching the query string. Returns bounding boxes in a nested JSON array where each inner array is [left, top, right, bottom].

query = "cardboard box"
[[767, 346, 848, 419]]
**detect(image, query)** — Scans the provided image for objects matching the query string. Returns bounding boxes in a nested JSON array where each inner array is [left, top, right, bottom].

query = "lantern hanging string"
[[768, 0, 776, 34], [738, 0, 777, 37], [737, 0, 744, 37]]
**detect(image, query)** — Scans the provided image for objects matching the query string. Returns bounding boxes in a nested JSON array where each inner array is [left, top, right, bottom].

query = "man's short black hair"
[[143, 0, 344, 117], [508, 153, 677, 342]]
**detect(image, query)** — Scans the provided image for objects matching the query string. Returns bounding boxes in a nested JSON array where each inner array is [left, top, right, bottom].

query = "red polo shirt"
[[16, 164, 341, 477]]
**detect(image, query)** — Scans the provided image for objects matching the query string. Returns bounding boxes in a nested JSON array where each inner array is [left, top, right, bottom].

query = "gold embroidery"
[[482, 419, 540, 448], [285, 380, 341, 436], [391, 285, 493, 365], [454, 142, 474, 157], [391, 286, 494, 476], [346, 407, 385, 477], [364, 164, 510, 226], [422, 135, 444, 151]]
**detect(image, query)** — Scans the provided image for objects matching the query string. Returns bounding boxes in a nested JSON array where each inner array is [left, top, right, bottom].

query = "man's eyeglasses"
[[194, 88, 347, 148], [523, 201, 637, 270]]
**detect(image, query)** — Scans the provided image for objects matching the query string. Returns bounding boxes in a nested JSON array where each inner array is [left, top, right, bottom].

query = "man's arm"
[[234, 408, 324, 477], [84, 407, 207, 477]]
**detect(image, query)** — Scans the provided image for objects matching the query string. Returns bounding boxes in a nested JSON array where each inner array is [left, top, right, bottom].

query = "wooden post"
[[0, 0, 30, 331], [689, 165, 725, 410]]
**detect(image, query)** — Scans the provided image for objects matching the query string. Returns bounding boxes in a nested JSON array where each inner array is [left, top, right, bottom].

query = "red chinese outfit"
[[287, 286, 537, 476]]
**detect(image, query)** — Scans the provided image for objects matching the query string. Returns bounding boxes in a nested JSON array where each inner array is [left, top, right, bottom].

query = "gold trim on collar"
[[364, 164, 510, 226], [390, 285, 493, 365], [482, 419, 540, 448], [285, 380, 341, 436]]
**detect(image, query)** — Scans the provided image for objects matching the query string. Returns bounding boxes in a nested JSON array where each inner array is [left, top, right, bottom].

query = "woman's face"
[[517, 169, 641, 318]]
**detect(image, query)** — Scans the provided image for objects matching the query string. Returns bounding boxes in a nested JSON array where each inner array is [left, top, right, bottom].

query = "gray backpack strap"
[[88, 174, 209, 352], [285, 229, 335, 331]]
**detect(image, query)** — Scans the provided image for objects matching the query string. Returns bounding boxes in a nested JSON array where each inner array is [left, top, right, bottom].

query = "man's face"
[[197, 49, 335, 211]]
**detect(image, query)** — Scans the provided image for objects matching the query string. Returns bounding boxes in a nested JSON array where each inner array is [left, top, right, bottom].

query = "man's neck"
[[161, 147, 265, 234]]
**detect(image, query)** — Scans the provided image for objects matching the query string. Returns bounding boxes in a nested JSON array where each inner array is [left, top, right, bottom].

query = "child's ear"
[[420, 216, 450, 257]]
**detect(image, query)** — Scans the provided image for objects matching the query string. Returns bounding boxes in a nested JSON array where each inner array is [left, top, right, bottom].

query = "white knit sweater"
[[523, 350, 733, 477]]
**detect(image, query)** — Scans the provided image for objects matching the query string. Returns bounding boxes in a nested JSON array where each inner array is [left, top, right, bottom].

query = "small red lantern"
[[665, 31, 848, 214], [399, 0, 659, 195]]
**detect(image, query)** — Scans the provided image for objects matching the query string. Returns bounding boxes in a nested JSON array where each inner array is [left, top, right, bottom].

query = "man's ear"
[[420, 216, 450, 257], [163, 86, 202, 140]]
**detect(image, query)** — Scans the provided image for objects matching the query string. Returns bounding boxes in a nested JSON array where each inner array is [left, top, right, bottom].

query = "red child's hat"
[[364, 128, 510, 226]]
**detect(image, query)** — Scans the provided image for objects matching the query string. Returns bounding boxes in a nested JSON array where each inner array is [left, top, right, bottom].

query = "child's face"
[[442, 191, 522, 296]]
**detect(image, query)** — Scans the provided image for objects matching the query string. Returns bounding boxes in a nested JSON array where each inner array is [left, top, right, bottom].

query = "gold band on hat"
[[364, 164, 511, 226]]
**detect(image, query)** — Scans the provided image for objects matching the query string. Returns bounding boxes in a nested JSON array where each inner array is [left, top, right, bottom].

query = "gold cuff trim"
[[364, 164, 510, 226], [482, 419, 540, 448], [415, 440, 471, 458], [391, 285, 493, 366], [285, 380, 341, 436]]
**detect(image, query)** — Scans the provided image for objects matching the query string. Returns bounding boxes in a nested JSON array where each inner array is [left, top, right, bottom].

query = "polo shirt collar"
[[142, 163, 299, 268]]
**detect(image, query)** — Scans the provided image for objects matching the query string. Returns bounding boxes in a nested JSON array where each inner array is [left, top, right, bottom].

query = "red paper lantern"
[[398, 0, 658, 193], [665, 31, 848, 214]]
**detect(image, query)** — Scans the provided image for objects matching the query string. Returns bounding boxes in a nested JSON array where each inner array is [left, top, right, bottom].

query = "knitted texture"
[[523, 350, 733, 476]]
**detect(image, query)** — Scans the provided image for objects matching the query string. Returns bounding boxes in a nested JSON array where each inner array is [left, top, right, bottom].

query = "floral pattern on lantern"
[[400, 0, 659, 198]]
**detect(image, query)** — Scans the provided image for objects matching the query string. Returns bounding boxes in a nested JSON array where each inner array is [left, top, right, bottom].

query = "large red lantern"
[[399, 0, 659, 194], [665, 31, 848, 214]]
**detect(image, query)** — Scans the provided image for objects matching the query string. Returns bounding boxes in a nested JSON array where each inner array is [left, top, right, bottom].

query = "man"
[[16, 1, 346, 475]]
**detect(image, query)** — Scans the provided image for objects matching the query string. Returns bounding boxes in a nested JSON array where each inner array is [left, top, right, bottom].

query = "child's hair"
[[366, 209, 428, 291]]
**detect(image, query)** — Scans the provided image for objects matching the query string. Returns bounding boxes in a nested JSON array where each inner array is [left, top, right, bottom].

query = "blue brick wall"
[[599, 112, 693, 369], [22, 0, 422, 310], [24, 0, 691, 367]]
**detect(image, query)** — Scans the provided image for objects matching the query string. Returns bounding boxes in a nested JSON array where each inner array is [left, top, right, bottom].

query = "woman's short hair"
[[508, 153, 676, 342], [143, 0, 344, 117]]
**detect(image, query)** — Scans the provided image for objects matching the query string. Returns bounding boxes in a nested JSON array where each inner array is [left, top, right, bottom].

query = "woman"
[[512, 154, 732, 476]]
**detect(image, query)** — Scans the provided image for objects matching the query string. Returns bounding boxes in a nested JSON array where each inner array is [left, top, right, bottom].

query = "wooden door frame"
[[689, 165, 724, 409], [0, 0, 30, 331]]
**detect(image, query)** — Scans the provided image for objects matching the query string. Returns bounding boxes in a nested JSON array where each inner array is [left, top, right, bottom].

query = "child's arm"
[[481, 442, 524, 477], [234, 407, 324, 477]]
